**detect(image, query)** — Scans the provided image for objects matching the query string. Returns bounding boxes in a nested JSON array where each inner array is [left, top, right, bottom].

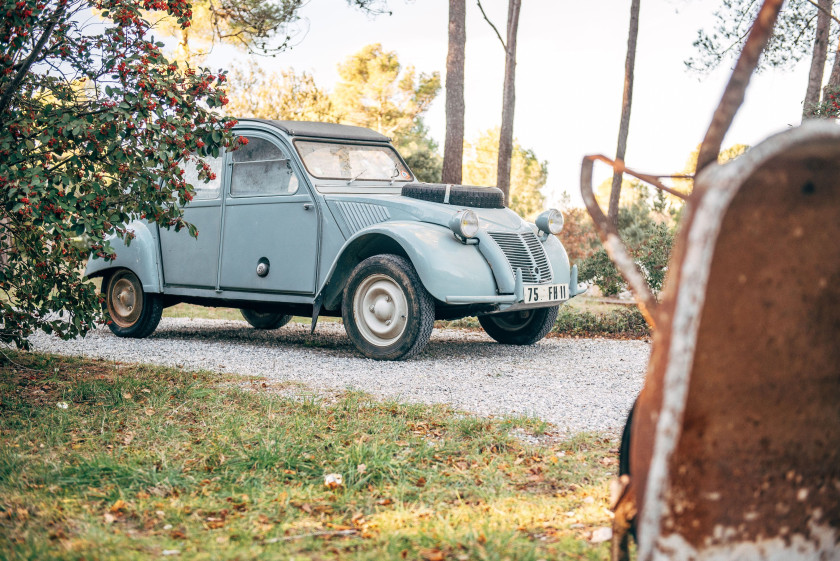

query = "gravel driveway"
[[29, 318, 650, 435]]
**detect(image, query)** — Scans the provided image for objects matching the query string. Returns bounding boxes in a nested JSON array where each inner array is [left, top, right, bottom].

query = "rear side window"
[[230, 136, 299, 197], [181, 152, 223, 200]]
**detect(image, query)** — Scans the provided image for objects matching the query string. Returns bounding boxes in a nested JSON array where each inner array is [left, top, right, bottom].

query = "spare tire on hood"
[[401, 183, 505, 209]]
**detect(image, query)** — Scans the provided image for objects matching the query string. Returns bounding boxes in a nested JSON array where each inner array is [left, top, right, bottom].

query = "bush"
[[553, 306, 650, 338], [579, 191, 676, 296]]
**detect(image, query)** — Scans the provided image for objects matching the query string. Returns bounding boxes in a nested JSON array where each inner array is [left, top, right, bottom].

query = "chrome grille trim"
[[488, 231, 552, 284]]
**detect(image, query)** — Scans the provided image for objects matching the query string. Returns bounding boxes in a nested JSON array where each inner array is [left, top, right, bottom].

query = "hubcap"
[[108, 273, 143, 327], [354, 274, 408, 347]]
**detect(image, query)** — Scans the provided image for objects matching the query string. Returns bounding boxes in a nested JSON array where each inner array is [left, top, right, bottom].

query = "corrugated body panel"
[[336, 201, 391, 233], [488, 231, 552, 284]]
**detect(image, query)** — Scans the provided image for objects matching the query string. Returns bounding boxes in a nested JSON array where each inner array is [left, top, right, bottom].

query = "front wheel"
[[105, 269, 163, 338], [342, 254, 434, 360], [240, 309, 293, 330], [478, 305, 559, 345]]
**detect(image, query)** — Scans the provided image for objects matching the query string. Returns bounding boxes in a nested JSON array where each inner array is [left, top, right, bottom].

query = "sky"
[[203, 0, 820, 208]]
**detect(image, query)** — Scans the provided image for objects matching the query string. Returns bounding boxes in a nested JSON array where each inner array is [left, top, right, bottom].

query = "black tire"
[[401, 183, 505, 209], [240, 309, 292, 330], [478, 305, 559, 345], [342, 254, 434, 360], [104, 269, 163, 338]]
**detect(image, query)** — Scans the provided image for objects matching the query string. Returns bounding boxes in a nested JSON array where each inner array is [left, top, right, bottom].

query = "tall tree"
[[442, 0, 466, 184], [224, 62, 338, 122], [804, 0, 832, 116], [476, 0, 521, 206], [462, 128, 546, 219], [0, 0, 238, 347], [332, 43, 441, 140], [689, 0, 839, 117], [158, 0, 392, 63], [607, 0, 640, 227], [222, 46, 443, 181]]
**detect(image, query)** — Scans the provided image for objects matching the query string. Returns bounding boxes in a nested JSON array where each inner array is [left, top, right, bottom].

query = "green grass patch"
[[0, 351, 618, 560]]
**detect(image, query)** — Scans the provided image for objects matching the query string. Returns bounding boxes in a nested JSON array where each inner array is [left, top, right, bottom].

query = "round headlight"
[[449, 209, 479, 239], [536, 209, 564, 235]]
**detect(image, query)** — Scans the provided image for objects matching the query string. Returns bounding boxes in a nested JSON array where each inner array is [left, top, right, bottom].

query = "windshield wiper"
[[346, 169, 367, 185]]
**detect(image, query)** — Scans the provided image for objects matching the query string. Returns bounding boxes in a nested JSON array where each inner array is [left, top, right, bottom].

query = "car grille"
[[488, 231, 552, 284]]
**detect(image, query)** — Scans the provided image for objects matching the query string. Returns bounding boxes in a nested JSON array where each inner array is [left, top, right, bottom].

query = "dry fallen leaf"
[[110, 500, 127, 513], [415, 477, 427, 487], [103, 512, 117, 524], [356, 464, 367, 474], [420, 548, 445, 561], [145, 408, 155, 416]]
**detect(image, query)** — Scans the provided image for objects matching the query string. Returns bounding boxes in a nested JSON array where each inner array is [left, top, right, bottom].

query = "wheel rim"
[[491, 310, 535, 331], [353, 274, 409, 347], [108, 272, 143, 328]]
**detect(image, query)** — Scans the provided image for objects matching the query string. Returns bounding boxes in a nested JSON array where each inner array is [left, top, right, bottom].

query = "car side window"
[[230, 136, 300, 197], [181, 152, 223, 200]]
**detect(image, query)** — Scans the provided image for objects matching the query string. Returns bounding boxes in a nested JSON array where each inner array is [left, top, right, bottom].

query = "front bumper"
[[444, 264, 588, 311]]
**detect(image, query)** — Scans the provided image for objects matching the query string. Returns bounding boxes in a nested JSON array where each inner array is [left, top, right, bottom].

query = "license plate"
[[524, 283, 568, 304]]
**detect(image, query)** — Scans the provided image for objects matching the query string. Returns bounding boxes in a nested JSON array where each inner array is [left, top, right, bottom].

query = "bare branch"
[[807, 0, 840, 24], [0, 3, 69, 119], [475, 0, 506, 51]]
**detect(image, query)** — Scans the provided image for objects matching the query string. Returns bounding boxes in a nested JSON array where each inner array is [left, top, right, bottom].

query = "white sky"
[[207, 0, 818, 207]]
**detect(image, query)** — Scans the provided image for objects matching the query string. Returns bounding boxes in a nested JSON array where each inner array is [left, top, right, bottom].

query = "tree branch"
[[0, 3, 69, 121], [475, 0, 506, 51], [806, 0, 840, 25]]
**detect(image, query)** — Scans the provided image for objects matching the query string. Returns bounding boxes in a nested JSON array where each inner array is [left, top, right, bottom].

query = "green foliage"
[[579, 191, 675, 296], [332, 43, 441, 140], [224, 62, 337, 121], [159, 0, 391, 60], [686, 0, 839, 73], [806, 85, 840, 118], [553, 305, 650, 338], [395, 120, 442, 183], [0, 0, 240, 347], [462, 128, 547, 219], [224, 44, 444, 182]]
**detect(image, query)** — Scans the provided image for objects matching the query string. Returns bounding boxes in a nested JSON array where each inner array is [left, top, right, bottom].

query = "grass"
[[0, 351, 619, 561]]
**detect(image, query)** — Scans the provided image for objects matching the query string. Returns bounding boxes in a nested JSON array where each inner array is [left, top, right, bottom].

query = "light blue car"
[[86, 120, 585, 360]]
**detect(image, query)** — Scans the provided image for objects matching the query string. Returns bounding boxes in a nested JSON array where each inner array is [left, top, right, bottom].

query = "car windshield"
[[295, 141, 413, 182]]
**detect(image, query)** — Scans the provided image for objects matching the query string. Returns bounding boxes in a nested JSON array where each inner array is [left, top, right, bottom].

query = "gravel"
[[28, 318, 650, 435]]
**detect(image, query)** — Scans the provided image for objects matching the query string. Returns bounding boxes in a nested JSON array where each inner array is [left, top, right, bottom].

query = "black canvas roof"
[[239, 119, 390, 142]]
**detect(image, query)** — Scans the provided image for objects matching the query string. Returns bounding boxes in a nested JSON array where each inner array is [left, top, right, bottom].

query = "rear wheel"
[[342, 254, 434, 360], [105, 269, 163, 338], [478, 305, 559, 345], [240, 309, 293, 330]]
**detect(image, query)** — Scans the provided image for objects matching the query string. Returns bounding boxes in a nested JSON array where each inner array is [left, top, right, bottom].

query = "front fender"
[[84, 220, 163, 293], [543, 234, 571, 285], [322, 221, 497, 309]]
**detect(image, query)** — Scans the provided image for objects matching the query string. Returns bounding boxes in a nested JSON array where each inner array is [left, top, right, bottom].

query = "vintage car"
[[85, 120, 585, 360]]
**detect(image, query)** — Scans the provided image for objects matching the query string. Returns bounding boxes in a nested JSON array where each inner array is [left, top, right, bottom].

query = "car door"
[[218, 133, 319, 294], [159, 152, 225, 289]]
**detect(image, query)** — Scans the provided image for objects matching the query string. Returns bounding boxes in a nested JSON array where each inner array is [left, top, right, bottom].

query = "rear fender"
[[84, 220, 163, 293]]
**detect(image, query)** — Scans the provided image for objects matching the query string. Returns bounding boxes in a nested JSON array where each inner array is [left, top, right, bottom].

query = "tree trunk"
[[607, 0, 640, 227], [496, 0, 521, 206], [828, 33, 840, 88], [442, 0, 466, 184], [803, 0, 831, 118]]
